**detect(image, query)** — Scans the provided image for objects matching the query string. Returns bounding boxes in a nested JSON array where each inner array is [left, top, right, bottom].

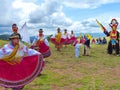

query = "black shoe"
[[38, 73, 42, 76]]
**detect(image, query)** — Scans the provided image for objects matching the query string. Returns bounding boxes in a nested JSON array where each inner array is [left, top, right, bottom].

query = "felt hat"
[[39, 29, 43, 33], [9, 33, 21, 40]]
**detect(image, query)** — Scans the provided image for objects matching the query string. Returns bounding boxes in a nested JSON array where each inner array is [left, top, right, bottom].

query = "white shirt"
[[32, 36, 49, 46], [0, 41, 40, 59]]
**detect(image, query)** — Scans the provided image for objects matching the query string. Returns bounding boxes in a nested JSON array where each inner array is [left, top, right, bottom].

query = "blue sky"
[[0, 0, 120, 36], [63, 2, 120, 21]]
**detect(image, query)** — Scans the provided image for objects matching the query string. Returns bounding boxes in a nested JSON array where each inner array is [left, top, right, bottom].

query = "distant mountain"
[[75, 33, 106, 38], [30, 36, 35, 43], [0, 34, 10, 40], [0, 34, 52, 42], [30, 35, 52, 43]]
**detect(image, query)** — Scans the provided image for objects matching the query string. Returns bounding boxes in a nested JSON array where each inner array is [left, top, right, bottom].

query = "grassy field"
[[0, 40, 120, 90]]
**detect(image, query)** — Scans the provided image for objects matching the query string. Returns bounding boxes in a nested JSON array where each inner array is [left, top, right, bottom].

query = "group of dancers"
[[50, 27, 91, 57], [50, 27, 77, 51], [0, 18, 119, 90]]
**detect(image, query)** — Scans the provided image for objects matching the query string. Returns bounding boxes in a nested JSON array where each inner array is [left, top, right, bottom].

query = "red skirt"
[[30, 42, 51, 58], [38, 42, 51, 58], [64, 37, 77, 45], [50, 38, 66, 45], [0, 54, 43, 88]]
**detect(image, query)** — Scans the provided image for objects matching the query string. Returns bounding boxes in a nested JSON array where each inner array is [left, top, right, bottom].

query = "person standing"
[[96, 19, 119, 55], [73, 40, 82, 58], [63, 29, 70, 45], [83, 34, 91, 56], [50, 27, 66, 51], [11, 23, 21, 40], [31, 29, 51, 58], [70, 30, 77, 44]]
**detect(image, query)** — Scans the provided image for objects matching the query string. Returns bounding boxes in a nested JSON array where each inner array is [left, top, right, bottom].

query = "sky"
[[0, 0, 120, 36]]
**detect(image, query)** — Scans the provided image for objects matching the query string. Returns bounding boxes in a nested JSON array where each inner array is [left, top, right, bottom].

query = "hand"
[[116, 40, 119, 43]]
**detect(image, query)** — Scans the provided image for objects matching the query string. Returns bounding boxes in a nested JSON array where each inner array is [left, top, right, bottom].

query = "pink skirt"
[[50, 38, 66, 45], [64, 37, 77, 45], [30, 42, 51, 58], [0, 54, 43, 88]]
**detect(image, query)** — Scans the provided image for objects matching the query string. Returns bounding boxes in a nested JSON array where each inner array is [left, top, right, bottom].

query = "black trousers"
[[107, 40, 119, 54]]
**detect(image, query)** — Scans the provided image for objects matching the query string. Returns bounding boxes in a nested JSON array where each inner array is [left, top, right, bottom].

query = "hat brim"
[[9, 36, 20, 40]]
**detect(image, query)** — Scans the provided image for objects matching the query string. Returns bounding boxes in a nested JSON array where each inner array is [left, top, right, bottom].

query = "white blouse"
[[0, 41, 40, 59]]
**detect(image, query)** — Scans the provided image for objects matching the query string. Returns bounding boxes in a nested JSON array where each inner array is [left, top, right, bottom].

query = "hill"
[[0, 34, 10, 40], [0, 34, 37, 43]]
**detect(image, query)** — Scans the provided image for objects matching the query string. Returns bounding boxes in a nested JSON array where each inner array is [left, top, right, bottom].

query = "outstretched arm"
[[96, 19, 110, 36]]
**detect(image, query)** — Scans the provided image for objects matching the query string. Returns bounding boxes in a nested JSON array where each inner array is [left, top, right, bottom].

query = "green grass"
[[0, 40, 120, 90]]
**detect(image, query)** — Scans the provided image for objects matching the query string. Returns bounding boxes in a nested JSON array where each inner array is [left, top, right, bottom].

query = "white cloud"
[[50, 12, 73, 27], [12, 0, 39, 25], [63, 0, 120, 9], [29, 0, 63, 24], [28, 0, 73, 35], [0, 0, 18, 25], [67, 19, 99, 33], [0, 0, 39, 35], [0, 0, 21, 34], [0, 0, 120, 36]]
